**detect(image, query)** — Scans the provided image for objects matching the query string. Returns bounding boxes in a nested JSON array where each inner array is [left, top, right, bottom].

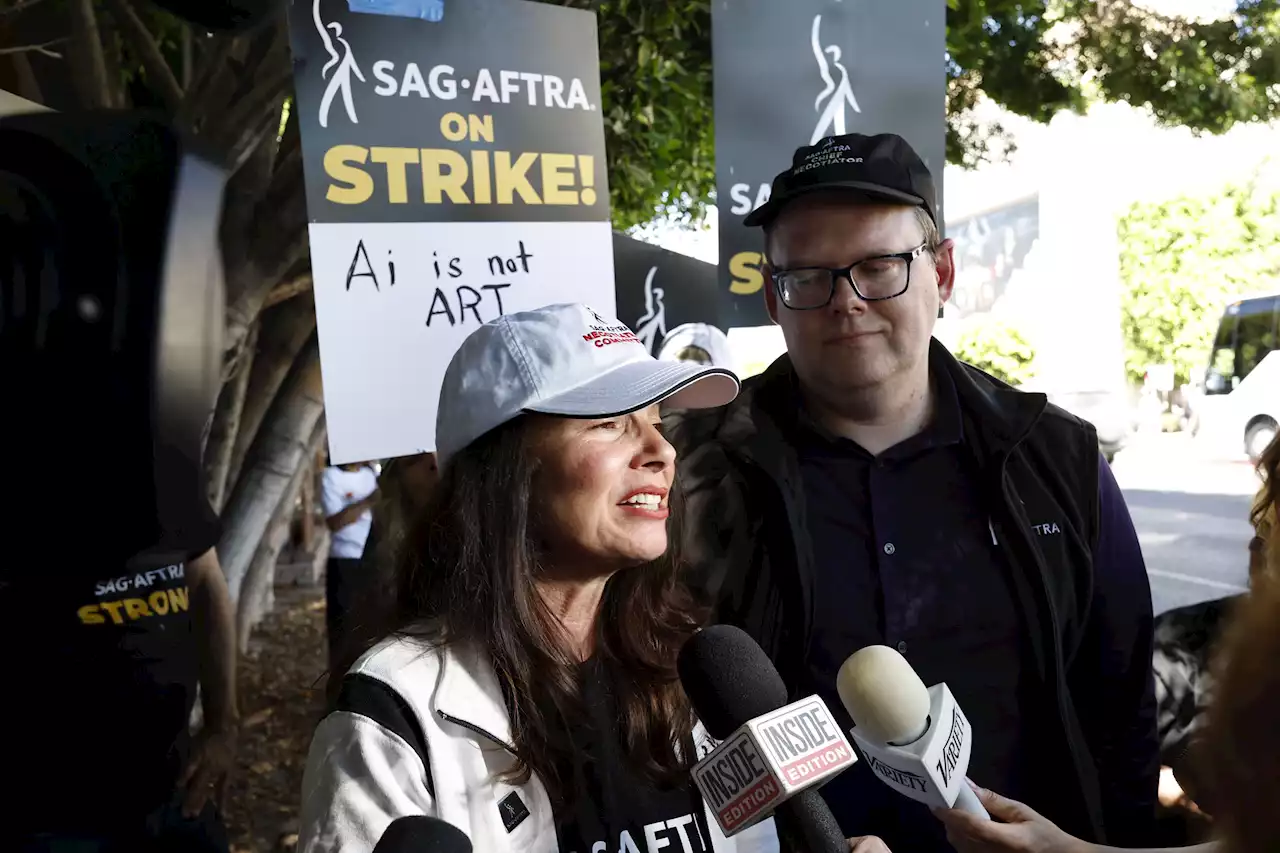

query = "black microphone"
[[372, 816, 472, 853], [678, 625, 850, 853]]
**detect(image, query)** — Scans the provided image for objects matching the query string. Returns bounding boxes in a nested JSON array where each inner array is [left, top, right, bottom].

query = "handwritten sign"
[[288, 0, 614, 464]]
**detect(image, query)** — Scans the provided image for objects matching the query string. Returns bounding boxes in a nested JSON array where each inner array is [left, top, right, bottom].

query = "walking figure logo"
[[634, 267, 667, 354], [314, 0, 365, 128], [809, 14, 861, 145]]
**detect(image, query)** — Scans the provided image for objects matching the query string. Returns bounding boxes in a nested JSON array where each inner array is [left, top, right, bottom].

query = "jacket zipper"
[[997, 456, 1105, 840], [436, 709, 512, 751]]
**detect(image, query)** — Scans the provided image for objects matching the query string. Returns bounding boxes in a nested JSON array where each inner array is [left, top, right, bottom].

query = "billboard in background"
[[712, 0, 946, 327], [612, 234, 721, 357], [288, 0, 614, 464], [946, 194, 1041, 319]]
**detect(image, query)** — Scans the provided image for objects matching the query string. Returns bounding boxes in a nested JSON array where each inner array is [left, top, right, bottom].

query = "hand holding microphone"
[[836, 645, 989, 820]]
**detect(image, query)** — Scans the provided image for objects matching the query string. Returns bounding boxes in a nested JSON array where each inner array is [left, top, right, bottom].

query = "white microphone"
[[835, 645, 990, 819], [690, 695, 858, 839]]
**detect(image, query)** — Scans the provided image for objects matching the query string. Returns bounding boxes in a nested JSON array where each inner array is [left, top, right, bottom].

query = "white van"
[[1189, 293, 1280, 461]]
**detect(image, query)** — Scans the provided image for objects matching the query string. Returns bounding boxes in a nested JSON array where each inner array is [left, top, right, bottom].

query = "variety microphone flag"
[[836, 645, 989, 819], [691, 694, 857, 835]]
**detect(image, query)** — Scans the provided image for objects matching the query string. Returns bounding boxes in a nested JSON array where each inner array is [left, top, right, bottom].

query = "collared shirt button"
[[897, 640, 908, 654], [883, 542, 896, 555]]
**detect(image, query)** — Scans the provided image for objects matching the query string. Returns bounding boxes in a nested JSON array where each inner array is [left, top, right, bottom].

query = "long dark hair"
[[362, 414, 706, 807], [1249, 431, 1280, 582], [1205, 439, 1280, 851]]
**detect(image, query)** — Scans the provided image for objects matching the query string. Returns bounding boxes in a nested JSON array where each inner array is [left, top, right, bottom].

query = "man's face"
[[764, 197, 955, 395]]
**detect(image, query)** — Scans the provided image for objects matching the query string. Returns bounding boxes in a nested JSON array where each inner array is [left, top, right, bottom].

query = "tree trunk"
[[67, 0, 113, 109], [205, 321, 259, 511], [300, 471, 315, 553], [236, 417, 327, 651], [218, 336, 324, 604], [226, 295, 318, 494]]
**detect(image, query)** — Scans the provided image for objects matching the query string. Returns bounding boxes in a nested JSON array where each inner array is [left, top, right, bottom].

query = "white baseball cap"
[[435, 303, 740, 468], [658, 322, 736, 371]]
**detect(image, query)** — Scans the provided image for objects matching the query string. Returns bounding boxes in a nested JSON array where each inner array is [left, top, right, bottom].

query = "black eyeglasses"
[[771, 243, 929, 310]]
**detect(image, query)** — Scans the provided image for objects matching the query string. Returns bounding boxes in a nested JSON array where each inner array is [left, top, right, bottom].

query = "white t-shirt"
[[321, 466, 379, 559]]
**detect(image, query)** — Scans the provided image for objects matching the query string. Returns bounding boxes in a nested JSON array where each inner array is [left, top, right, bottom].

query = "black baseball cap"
[[743, 132, 938, 228]]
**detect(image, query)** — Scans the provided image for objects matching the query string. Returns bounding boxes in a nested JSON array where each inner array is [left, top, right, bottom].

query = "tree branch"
[[0, 0, 52, 17], [181, 25, 192, 88], [236, 416, 327, 651], [218, 337, 324, 604], [0, 38, 65, 58], [67, 0, 113, 108], [98, 11, 126, 109], [226, 293, 317, 493], [262, 274, 313, 309], [217, 66, 293, 151], [6, 51, 44, 103], [223, 222, 309, 357], [206, 321, 259, 510], [103, 0, 183, 111], [179, 33, 235, 124]]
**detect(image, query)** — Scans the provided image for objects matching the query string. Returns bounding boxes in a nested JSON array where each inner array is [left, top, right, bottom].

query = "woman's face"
[[530, 404, 676, 573]]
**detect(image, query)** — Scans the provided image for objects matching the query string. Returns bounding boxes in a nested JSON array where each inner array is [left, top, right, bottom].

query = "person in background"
[[658, 322, 736, 371], [325, 452, 440, 704], [935, 432, 1280, 853], [362, 452, 439, 577], [667, 132, 1157, 851], [2, 493, 240, 853], [1147, 436, 1277, 828], [1147, 544, 1267, 826], [320, 459, 379, 672], [673, 344, 713, 364], [298, 303, 888, 853]]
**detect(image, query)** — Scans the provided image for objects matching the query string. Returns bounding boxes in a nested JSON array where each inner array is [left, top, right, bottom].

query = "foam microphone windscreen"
[[677, 625, 789, 739], [837, 644, 932, 745], [150, 0, 280, 32], [372, 816, 472, 853]]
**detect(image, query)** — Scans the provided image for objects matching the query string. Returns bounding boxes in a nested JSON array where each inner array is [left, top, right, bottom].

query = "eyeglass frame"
[[769, 243, 930, 310]]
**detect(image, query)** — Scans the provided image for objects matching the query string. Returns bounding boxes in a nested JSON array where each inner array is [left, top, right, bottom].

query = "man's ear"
[[934, 238, 956, 305], [763, 262, 780, 325]]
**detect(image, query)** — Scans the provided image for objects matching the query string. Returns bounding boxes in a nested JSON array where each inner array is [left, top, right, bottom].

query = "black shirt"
[[555, 658, 712, 853], [1, 512, 220, 835], [790, 370, 1035, 851]]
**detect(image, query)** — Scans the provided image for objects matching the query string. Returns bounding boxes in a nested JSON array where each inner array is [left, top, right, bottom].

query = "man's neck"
[[802, 363, 934, 456]]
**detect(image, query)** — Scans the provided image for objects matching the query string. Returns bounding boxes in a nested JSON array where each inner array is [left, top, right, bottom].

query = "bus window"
[[1236, 299, 1278, 381], [1205, 312, 1238, 395]]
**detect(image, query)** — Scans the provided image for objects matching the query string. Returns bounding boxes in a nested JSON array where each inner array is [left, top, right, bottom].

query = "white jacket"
[[299, 635, 780, 853]]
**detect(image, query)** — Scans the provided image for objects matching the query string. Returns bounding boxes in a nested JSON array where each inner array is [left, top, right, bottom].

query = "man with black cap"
[[667, 133, 1157, 851]]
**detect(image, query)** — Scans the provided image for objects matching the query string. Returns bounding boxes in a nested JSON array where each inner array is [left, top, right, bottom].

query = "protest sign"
[[612, 234, 722, 358], [712, 0, 945, 326], [288, 0, 613, 464]]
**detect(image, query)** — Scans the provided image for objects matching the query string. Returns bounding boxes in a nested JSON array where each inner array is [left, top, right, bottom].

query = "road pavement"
[[1110, 432, 1261, 615]]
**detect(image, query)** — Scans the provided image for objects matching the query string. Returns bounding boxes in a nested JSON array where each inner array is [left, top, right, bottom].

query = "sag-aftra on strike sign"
[[288, 0, 614, 465], [692, 697, 857, 836]]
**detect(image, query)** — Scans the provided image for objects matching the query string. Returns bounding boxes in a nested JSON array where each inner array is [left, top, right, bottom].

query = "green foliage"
[[19, 0, 1280, 231], [952, 317, 1038, 386], [559, 0, 714, 231], [1118, 182, 1280, 387], [945, 0, 1084, 166], [1068, 0, 1280, 135], [573, 0, 1280, 228]]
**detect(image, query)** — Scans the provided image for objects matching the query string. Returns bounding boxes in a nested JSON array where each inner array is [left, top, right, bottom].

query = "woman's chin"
[[610, 539, 669, 568]]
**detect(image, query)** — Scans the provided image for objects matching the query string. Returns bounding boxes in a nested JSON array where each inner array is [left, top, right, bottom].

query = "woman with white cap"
[[299, 305, 887, 853]]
